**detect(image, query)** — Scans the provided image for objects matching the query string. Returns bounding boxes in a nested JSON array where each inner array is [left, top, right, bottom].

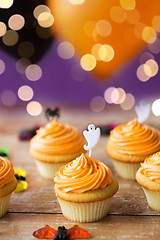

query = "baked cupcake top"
[[0, 157, 15, 188], [54, 153, 113, 193], [30, 119, 85, 155], [107, 119, 160, 157]]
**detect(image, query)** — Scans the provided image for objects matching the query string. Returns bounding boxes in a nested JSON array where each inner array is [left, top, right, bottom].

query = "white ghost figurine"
[[83, 124, 101, 157], [134, 101, 151, 123]]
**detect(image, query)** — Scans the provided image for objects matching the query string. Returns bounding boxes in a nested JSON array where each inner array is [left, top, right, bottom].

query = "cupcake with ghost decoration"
[[0, 157, 17, 218], [136, 152, 160, 212], [30, 108, 86, 179], [106, 119, 160, 180]]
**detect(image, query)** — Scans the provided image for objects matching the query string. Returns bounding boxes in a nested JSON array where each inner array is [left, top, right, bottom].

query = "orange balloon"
[[48, 0, 160, 79]]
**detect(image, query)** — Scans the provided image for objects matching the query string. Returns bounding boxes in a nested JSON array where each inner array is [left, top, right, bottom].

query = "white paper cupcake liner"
[[0, 193, 12, 218], [142, 187, 160, 212], [112, 159, 141, 180], [57, 196, 113, 223]]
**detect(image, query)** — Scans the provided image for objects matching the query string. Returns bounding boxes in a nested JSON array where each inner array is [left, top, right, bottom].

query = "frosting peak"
[[30, 119, 85, 155], [107, 119, 160, 156], [140, 152, 160, 183], [0, 157, 15, 188], [54, 153, 113, 193]]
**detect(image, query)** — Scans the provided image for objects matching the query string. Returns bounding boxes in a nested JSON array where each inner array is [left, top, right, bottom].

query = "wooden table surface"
[[0, 106, 160, 240]]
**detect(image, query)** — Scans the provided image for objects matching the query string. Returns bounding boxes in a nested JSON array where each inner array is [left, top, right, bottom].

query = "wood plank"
[[1, 213, 160, 240]]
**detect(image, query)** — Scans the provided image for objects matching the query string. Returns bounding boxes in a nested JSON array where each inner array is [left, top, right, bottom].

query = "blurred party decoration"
[[0, 1, 54, 63], [14, 168, 28, 193], [49, 0, 160, 79], [134, 101, 150, 123], [0, 147, 9, 159], [19, 125, 40, 141], [152, 99, 160, 116]]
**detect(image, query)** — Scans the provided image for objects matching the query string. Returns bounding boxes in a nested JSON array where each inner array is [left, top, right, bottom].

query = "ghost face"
[[88, 124, 95, 131]]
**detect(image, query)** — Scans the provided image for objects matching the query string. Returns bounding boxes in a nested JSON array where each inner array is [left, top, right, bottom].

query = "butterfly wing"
[[33, 225, 57, 239], [67, 225, 90, 239]]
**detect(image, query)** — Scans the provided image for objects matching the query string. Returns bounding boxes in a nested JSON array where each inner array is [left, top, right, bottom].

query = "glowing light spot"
[[134, 23, 146, 39], [1, 90, 17, 107], [18, 85, 34, 101], [57, 42, 75, 60], [104, 87, 116, 104], [83, 21, 96, 37], [0, 22, 7, 37], [90, 96, 105, 112], [18, 41, 35, 58], [120, 93, 135, 110], [142, 26, 157, 44], [80, 54, 96, 71], [110, 88, 119, 104], [120, 0, 136, 10], [70, 64, 86, 82], [148, 38, 160, 54], [114, 88, 126, 104], [0, 0, 13, 8], [33, 5, 51, 19], [2, 30, 19, 46], [38, 12, 54, 28], [69, 0, 85, 4], [110, 6, 126, 23], [99, 45, 114, 62], [26, 101, 42, 116], [152, 16, 160, 33], [126, 9, 140, 24], [25, 64, 42, 81], [152, 99, 160, 116], [139, 52, 154, 64], [136, 64, 150, 82], [8, 14, 25, 31], [0, 59, 5, 74], [91, 44, 102, 61], [145, 59, 159, 77], [96, 20, 112, 37], [16, 58, 31, 74], [36, 25, 52, 39]]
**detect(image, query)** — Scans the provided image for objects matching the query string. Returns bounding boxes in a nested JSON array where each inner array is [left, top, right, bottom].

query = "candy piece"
[[45, 107, 60, 122], [14, 168, 28, 193], [33, 225, 90, 240], [33, 225, 57, 239], [0, 147, 9, 159], [98, 123, 118, 136], [19, 125, 40, 141]]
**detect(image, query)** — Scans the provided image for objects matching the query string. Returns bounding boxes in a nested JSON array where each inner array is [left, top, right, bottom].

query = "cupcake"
[[54, 153, 119, 222], [30, 119, 85, 179], [136, 152, 160, 212], [0, 157, 17, 218], [106, 119, 160, 180]]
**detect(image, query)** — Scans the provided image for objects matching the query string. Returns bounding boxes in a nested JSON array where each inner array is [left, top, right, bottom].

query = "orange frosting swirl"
[[0, 157, 15, 188], [107, 119, 160, 156], [140, 152, 160, 183], [30, 119, 85, 155], [54, 153, 113, 193]]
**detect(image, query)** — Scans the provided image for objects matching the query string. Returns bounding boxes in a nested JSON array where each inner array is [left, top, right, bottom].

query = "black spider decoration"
[[45, 107, 60, 122]]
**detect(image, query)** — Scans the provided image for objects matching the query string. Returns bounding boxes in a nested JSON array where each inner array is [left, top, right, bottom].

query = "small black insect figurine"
[[45, 107, 60, 122], [54, 226, 68, 240], [15, 174, 26, 181]]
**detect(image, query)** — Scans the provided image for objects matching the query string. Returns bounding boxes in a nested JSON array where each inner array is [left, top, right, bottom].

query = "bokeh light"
[[152, 99, 160, 116], [113, 88, 126, 104], [18, 85, 34, 101], [136, 64, 150, 82], [104, 87, 116, 104], [68, 0, 85, 4], [134, 22, 146, 39], [83, 21, 96, 37], [16, 58, 31, 74], [120, 0, 136, 10], [2, 30, 19, 46], [0, 59, 5, 75], [148, 38, 160, 54], [8, 14, 25, 31], [120, 93, 135, 110], [90, 96, 105, 112], [98, 45, 115, 62], [142, 26, 157, 44], [37, 12, 54, 28], [91, 44, 102, 61], [152, 16, 160, 33], [0, 0, 13, 8], [145, 59, 159, 77], [139, 52, 154, 64], [70, 63, 86, 82], [0, 22, 7, 37], [57, 42, 75, 60], [110, 6, 126, 23], [26, 101, 42, 116], [25, 64, 42, 81], [96, 20, 112, 37], [18, 41, 35, 58], [33, 5, 51, 19], [126, 9, 140, 24], [1, 90, 17, 107], [80, 54, 96, 71]]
